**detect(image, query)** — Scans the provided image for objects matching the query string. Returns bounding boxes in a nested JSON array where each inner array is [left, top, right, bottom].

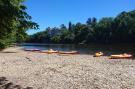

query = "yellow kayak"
[[94, 52, 103, 57]]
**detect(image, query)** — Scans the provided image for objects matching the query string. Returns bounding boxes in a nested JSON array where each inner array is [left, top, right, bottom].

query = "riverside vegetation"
[[27, 10, 135, 44], [0, 0, 135, 49], [0, 0, 38, 49]]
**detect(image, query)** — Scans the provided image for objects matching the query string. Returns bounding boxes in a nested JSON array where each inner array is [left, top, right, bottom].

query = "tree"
[[27, 10, 135, 44], [112, 11, 135, 43], [51, 36, 61, 43], [86, 18, 92, 25], [91, 17, 97, 28], [63, 32, 75, 43], [60, 24, 67, 30], [95, 17, 113, 43], [0, 0, 38, 48], [68, 22, 72, 31]]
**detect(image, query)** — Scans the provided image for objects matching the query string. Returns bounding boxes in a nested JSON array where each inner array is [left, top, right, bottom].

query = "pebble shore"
[[0, 47, 135, 89]]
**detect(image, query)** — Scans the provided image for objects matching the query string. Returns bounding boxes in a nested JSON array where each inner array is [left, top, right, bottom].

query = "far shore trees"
[[27, 10, 135, 44]]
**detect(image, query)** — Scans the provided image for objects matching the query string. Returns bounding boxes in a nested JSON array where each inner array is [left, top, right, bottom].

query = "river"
[[20, 43, 135, 57]]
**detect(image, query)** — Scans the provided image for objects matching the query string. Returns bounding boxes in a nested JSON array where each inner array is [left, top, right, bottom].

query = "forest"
[[0, 0, 38, 49], [27, 10, 135, 44]]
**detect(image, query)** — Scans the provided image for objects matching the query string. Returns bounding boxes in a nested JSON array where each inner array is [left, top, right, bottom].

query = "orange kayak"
[[58, 51, 79, 54], [40, 49, 58, 54], [41, 50, 58, 54], [110, 54, 132, 59]]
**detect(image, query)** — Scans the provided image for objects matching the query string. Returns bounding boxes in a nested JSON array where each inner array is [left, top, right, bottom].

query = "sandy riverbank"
[[0, 47, 135, 89]]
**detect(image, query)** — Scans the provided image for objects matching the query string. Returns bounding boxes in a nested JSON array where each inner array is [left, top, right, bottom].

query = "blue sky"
[[25, 0, 135, 35]]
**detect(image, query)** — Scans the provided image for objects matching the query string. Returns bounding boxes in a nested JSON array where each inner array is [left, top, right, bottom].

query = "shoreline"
[[19, 42, 135, 46], [0, 47, 135, 89]]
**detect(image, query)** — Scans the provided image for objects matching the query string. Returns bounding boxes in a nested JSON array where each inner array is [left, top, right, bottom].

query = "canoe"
[[58, 51, 79, 54], [94, 52, 103, 57], [110, 54, 132, 59], [24, 49, 40, 51]]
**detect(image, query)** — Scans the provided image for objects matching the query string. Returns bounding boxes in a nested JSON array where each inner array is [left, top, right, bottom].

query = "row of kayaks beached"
[[94, 52, 132, 59], [24, 49, 133, 59], [24, 49, 79, 54]]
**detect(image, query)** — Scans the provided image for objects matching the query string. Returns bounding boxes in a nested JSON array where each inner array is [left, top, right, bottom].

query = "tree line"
[[27, 10, 135, 44], [0, 0, 38, 49]]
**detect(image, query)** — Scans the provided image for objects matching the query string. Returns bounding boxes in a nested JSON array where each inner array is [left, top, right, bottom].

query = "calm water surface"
[[21, 43, 135, 57]]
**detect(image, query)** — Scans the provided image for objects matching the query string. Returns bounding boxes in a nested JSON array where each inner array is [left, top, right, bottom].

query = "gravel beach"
[[0, 47, 135, 89]]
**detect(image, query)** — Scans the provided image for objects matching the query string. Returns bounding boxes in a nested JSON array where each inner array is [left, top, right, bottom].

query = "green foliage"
[[0, 0, 38, 48], [68, 22, 72, 31], [27, 10, 135, 44], [51, 36, 61, 43], [94, 17, 113, 43]]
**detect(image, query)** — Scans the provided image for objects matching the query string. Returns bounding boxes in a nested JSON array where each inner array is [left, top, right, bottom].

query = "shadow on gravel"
[[0, 77, 33, 89], [0, 52, 18, 53]]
